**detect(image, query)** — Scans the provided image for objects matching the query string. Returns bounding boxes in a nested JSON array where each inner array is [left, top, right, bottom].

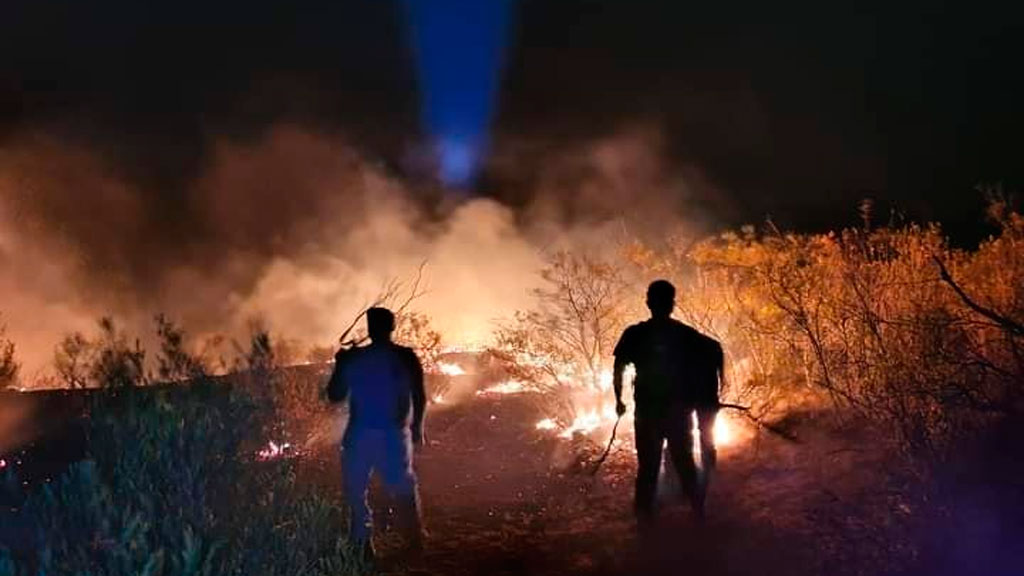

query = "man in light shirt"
[[328, 307, 427, 561]]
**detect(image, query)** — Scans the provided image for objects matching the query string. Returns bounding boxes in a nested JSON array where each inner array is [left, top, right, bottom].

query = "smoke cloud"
[[0, 123, 720, 383]]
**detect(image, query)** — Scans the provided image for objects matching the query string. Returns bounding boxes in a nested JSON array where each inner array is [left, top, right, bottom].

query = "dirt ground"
[[300, 394, 905, 576]]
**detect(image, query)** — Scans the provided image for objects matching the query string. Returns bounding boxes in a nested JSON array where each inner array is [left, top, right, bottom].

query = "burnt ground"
[[299, 395, 911, 576], [5, 385, 1020, 576]]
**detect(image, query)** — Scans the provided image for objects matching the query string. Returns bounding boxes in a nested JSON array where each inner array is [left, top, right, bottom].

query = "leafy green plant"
[[1, 382, 367, 576]]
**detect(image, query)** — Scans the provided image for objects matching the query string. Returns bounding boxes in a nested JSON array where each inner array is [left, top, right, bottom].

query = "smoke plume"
[[0, 123, 719, 383]]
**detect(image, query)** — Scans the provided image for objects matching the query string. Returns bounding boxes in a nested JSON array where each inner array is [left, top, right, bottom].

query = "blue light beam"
[[404, 0, 515, 190]]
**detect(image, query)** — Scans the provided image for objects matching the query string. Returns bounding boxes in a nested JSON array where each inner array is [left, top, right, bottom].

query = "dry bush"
[[333, 266, 444, 370], [154, 314, 208, 382], [0, 321, 18, 390], [633, 201, 1023, 459], [626, 231, 805, 422], [490, 251, 635, 419], [53, 318, 148, 389]]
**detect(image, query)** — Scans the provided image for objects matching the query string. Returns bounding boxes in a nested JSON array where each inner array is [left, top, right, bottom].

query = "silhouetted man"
[[327, 307, 427, 560], [613, 280, 724, 524]]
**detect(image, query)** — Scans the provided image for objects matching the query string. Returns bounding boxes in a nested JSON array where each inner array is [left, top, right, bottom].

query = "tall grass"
[[0, 347, 366, 575]]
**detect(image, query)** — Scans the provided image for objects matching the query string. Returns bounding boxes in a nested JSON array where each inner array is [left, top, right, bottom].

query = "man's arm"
[[613, 356, 629, 416], [407, 350, 427, 445], [715, 343, 726, 399], [326, 349, 350, 403], [612, 327, 632, 416]]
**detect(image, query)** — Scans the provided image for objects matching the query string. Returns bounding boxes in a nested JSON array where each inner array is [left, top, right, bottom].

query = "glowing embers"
[[689, 412, 736, 450], [558, 407, 619, 439], [436, 361, 466, 376], [713, 414, 735, 446], [531, 407, 622, 439], [535, 418, 558, 431], [475, 380, 526, 396], [256, 440, 295, 461], [532, 406, 740, 449]]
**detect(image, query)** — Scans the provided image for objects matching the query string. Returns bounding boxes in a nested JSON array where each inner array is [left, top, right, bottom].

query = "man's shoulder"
[[390, 344, 422, 364], [335, 344, 361, 362], [619, 321, 650, 341], [623, 321, 647, 334], [671, 321, 722, 347]]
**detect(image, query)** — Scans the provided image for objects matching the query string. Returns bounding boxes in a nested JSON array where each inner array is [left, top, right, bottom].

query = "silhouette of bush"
[[0, 383, 367, 575], [53, 318, 147, 389], [0, 321, 18, 390], [154, 314, 208, 382]]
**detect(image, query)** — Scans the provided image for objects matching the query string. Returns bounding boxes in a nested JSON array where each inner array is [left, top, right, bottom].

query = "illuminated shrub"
[[0, 386, 367, 576]]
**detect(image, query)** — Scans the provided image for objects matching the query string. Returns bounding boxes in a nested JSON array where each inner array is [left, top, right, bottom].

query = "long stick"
[[715, 402, 799, 442], [590, 414, 622, 476]]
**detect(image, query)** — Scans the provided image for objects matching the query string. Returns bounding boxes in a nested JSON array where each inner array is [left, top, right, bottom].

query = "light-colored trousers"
[[341, 427, 419, 543]]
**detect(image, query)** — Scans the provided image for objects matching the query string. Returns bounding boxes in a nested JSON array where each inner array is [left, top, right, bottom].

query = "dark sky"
[[2, 0, 1021, 240]]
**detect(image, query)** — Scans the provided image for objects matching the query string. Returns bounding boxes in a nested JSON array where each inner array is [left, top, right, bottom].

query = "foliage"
[[394, 311, 443, 373], [0, 383, 366, 576], [491, 251, 635, 418], [327, 264, 444, 373], [0, 321, 18, 390], [54, 332, 93, 389], [89, 318, 148, 388], [54, 318, 148, 389], [155, 314, 208, 382], [632, 202, 1024, 458]]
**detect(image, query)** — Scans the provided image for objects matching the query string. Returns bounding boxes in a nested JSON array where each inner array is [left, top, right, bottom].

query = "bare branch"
[[934, 255, 1024, 337]]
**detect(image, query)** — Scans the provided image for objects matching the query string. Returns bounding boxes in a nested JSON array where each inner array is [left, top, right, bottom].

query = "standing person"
[[612, 280, 724, 525], [327, 307, 427, 561]]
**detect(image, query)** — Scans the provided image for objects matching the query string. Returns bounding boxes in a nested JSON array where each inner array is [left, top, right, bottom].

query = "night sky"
[[2, 0, 1021, 240]]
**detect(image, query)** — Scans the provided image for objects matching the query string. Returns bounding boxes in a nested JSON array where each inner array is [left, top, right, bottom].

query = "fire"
[[476, 380, 526, 396], [558, 406, 618, 438], [535, 418, 558, 431], [713, 414, 735, 446], [437, 361, 466, 376], [256, 440, 293, 461], [689, 412, 736, 448], [533, 407, 740, 448]]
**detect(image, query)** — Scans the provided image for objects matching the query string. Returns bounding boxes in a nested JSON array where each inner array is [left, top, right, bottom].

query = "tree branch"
[[934, 256, 1024, 337]]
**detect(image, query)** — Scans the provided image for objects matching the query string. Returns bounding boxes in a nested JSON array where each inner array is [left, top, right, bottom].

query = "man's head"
[[646, 280, 676, 318], [366, 307, 396, 343]]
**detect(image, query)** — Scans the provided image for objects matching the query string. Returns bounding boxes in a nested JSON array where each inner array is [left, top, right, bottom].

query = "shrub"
[[0, 383, 366, 575], [632, 202, 1024, 459], [154, 314, 208, 382], [490, 251, 635, 419], [54, 318, 147, 389], [0, 321, 17, 390]]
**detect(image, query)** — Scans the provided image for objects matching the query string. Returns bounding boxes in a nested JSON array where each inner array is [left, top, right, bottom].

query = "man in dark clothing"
[[327, 307, 427, 560], [613, 280, 724, 523]]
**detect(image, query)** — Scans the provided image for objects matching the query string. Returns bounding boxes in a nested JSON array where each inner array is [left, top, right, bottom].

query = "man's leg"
[[694, 408, 719, 516], [666, 409, 701, 517], [341, 429, 375, 554], [633, 415, 664, 525], [381, 427, 424, 550], [696, 408, 718, 477]]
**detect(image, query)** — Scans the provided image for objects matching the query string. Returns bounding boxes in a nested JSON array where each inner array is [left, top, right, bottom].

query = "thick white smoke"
[[0, 123, 718, 384]]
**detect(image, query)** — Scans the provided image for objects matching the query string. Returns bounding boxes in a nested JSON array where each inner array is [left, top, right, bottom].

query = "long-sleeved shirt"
[[328, 342, 425, 431]]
